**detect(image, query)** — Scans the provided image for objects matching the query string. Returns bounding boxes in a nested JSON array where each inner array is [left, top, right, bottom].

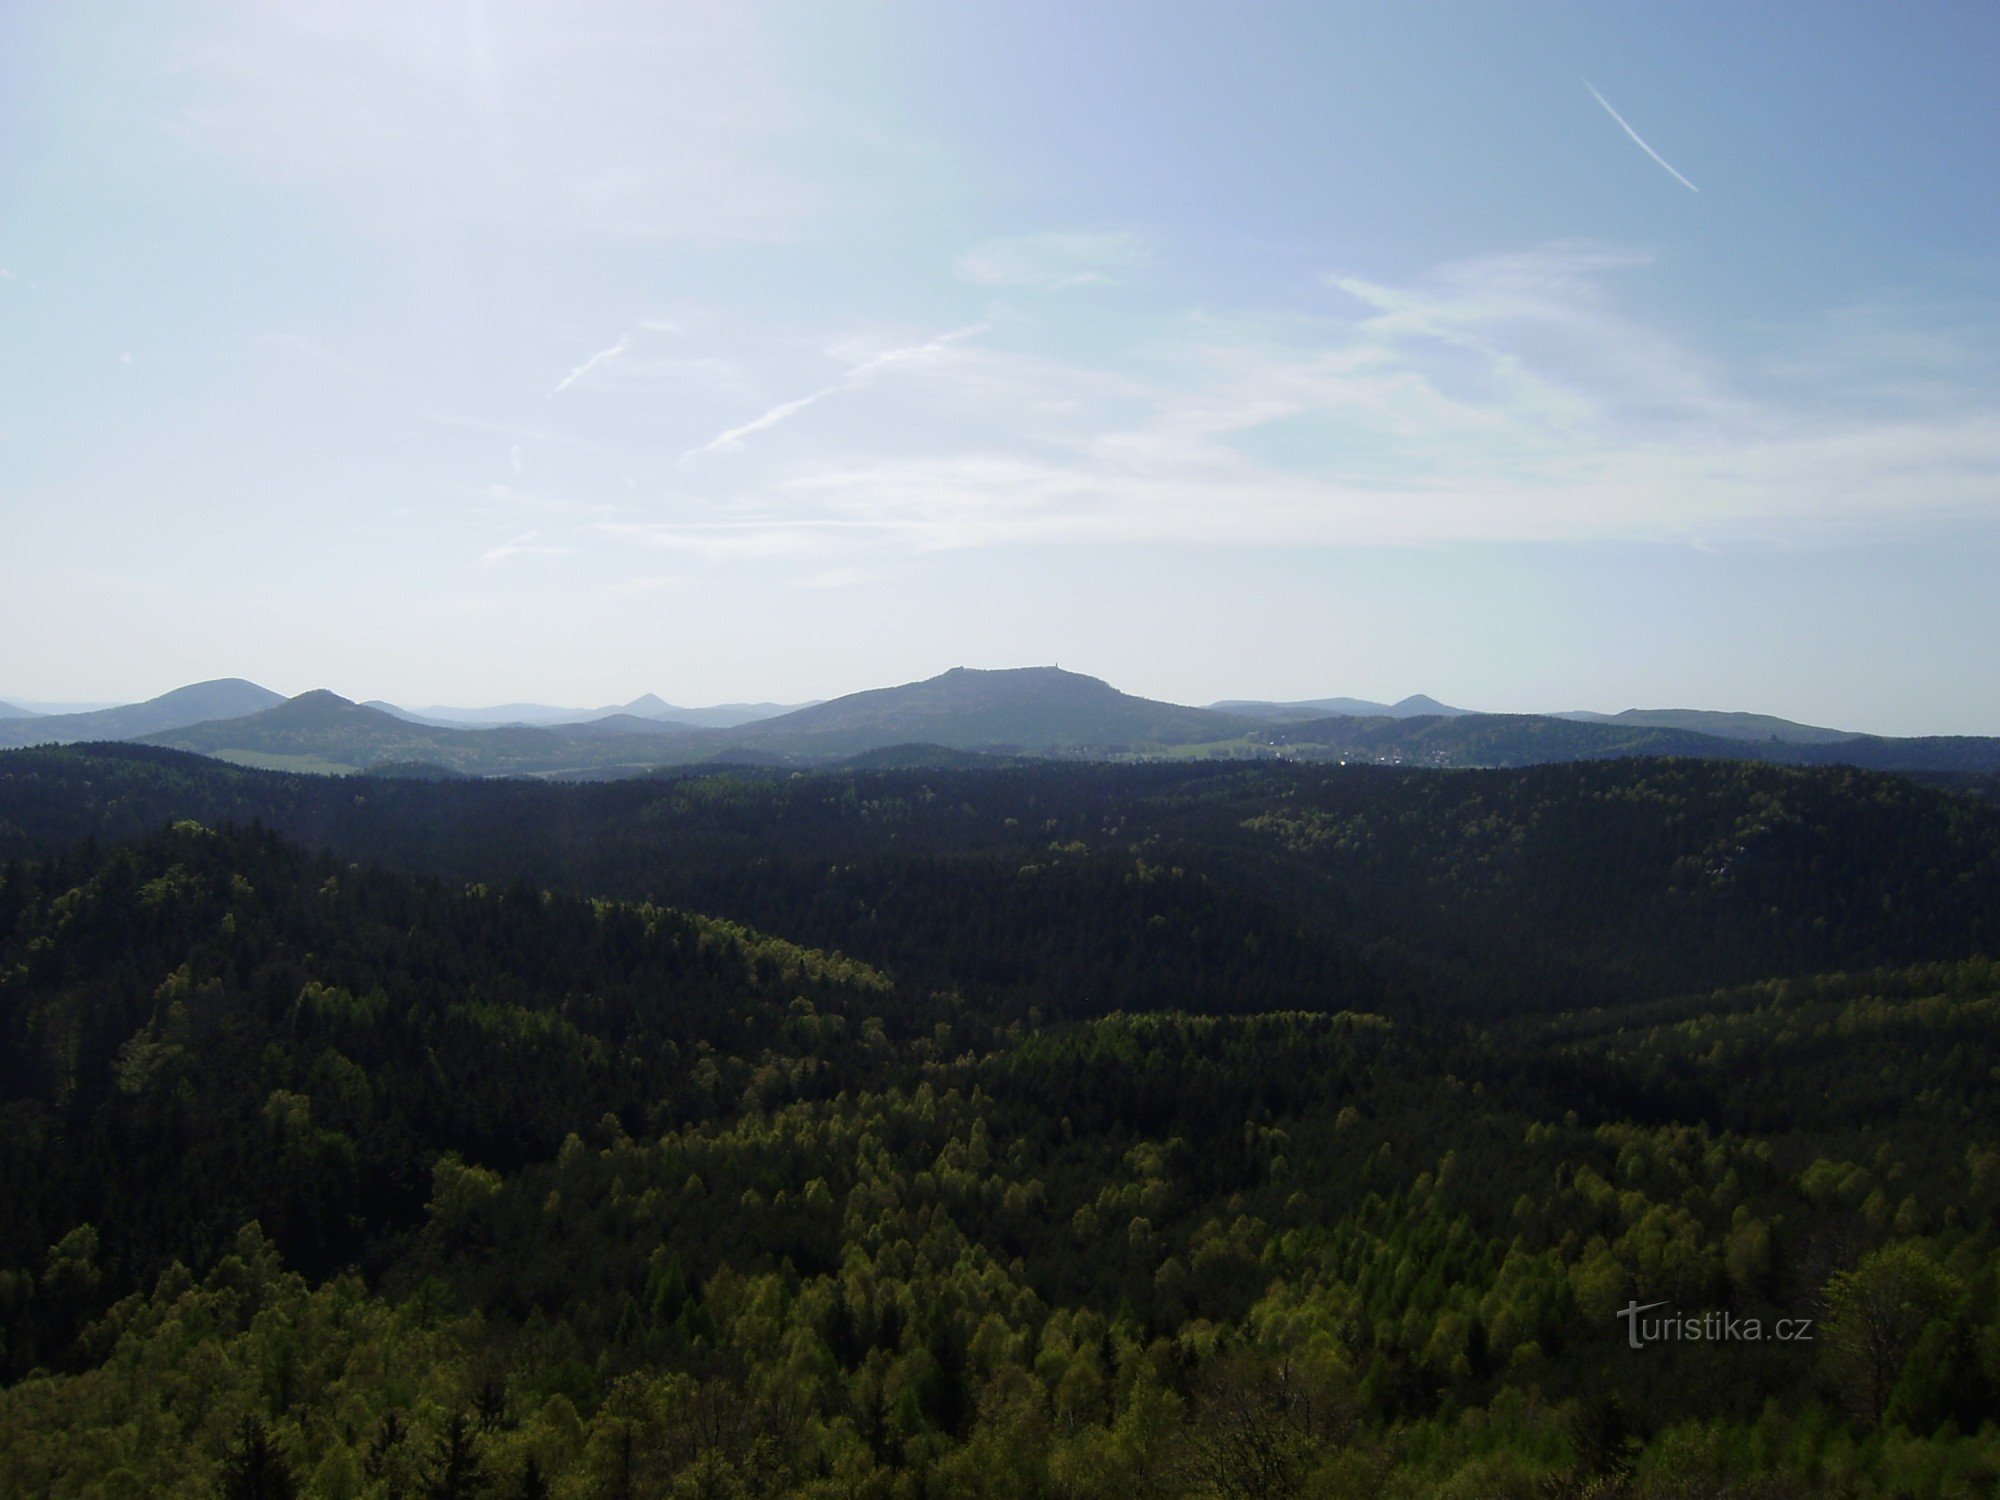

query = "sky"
[[3, 2, 1997, 733]]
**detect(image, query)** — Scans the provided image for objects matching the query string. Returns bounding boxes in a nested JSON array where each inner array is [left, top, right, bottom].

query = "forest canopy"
[[0, 751, 1997, 1496]]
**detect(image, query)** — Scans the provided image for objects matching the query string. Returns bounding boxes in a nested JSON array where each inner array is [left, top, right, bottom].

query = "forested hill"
[[1265, 711, 2000, 772], [143, 690, 705, 776], [0, 820, 892, 1342], [712, 665, 1259, 754], [0, 678, 283, 750], [5, 745, 2000, 1023], [3, 817, 1999, 1494]]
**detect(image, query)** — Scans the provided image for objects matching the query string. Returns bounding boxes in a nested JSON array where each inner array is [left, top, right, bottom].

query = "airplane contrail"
[[548, 318, 681, 398], [549, 333, 632, 397], [681, 321, 991, 463], [1584, 80, 1699, 193]]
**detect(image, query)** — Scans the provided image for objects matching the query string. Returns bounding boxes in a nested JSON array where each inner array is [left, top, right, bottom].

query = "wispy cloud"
[[550, 333, 637, 397], [588, 247, 1998, 559], [1584, 81, 1700, 193], [478, 529, 576, 566], [680, 321, 990, 461], [958, 231, 1148, 289], [549, 318, 680, 397]]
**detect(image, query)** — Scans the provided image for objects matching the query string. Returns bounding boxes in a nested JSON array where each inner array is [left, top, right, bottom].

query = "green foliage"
[[2, 759, 1999, 1494]]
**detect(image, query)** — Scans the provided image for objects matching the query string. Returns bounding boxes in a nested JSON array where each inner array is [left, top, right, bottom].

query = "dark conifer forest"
[[2, 746, 1998, 1496]]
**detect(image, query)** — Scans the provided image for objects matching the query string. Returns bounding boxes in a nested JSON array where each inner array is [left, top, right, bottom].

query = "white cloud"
[[958, 231, 1149, 289], [591, 246, 2000, 558]]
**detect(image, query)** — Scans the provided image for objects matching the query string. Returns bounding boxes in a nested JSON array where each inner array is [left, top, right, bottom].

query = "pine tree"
[[216, 1415, 298, 1500]]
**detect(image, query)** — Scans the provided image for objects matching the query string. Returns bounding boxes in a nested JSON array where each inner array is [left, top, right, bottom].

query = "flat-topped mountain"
[[0, 677, 284, 749], [719, 666, 1256, 756]]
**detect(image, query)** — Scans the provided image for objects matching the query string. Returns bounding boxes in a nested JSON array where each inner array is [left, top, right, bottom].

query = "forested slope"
[[0, 822, 1997, 1494], [5, 746, 1999, 1018]]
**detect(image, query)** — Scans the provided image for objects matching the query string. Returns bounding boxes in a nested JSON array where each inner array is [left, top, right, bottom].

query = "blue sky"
[[3, 2, 1997, 732]]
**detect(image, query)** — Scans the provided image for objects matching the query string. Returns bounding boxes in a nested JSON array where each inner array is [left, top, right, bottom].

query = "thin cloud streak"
[[958, 231, 1148, 289], [1584, 81, 1700, 193], [479, 529, 577, 566], [549, 319, 680, 397], [680, 321, 991, 462], [550, 333, 634, 396], [573, 249, 2000, 562]]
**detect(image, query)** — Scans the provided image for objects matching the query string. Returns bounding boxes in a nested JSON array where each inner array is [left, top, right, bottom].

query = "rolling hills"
[[0, 677, 283, 748], [5, 741, 2000, 1493], [140, 668, 1272, 774], [144, 690, 705, 775], [6, 666, 1996, 776], [1213, 692, 1472, 720], [1555, 707, 1861, 743]]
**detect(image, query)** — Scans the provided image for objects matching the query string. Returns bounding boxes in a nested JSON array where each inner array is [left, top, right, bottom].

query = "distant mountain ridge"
[[134, 670, 1254, 772], [145, 691, 706, 776], [0, 678, 284, 749], [12, 668, 1999, 777], [368, 694, 812, 730], [1213, 693, 1472, 720], [1554, 708, 1860, 744]]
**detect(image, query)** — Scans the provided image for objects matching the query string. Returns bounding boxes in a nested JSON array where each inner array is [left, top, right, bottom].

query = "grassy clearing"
[[213, 748, 360, 775]]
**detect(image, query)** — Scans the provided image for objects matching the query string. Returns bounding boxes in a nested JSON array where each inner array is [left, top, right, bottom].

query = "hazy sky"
[[4, 2, 1997, 732]]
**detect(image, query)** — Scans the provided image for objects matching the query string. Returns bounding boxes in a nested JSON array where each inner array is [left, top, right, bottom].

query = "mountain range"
[[5, 667, 1997, 778], [363, 693, 813, 730], [1210, 692, 1472, 720]]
